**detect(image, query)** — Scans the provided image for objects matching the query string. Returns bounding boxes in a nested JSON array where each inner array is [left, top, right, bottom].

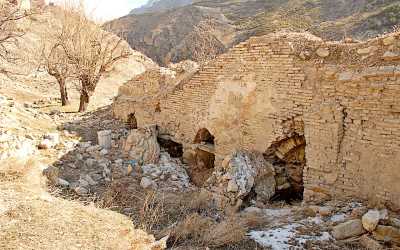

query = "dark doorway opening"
[[127, 113, 137, 130], [157, 135, 183, 158], [264, 133, 306, 202], [189, 128, 216, 186]]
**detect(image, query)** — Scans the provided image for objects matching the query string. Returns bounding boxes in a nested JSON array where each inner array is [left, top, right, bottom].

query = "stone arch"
[[186, 128, 216, 186], [193, 128, 215, 144], [127, 112, 138, 129], [265, 133, 306, 201]]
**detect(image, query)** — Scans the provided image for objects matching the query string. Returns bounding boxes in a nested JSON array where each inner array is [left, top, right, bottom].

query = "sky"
[[47, 0, 149, 21]]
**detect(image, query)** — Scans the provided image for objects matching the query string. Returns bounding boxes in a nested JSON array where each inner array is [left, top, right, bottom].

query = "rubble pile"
[[206, 150, 276, 202], [140, 152, 192, 191]]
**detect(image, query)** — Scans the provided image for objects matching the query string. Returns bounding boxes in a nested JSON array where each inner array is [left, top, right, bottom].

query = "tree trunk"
[[78, 92, 89, 112], [59, 79, 70, 106]]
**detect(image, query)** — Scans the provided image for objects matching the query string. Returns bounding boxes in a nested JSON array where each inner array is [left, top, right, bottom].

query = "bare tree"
[[57, 6, 131, 112], [0, 0, 31, 75], [40, 42, 72, 106]]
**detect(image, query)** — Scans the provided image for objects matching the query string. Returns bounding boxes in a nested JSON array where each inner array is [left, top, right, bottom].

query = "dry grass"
[[0, 158, 162, 250]]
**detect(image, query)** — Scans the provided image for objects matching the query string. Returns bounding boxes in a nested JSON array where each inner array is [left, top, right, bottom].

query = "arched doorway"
[[187, 128, 216, 186], [127, 113, 138, 129], [264, 133, 306, 201]]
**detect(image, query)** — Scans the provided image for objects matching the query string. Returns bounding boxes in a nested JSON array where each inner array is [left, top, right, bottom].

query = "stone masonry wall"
[[113, 32, 400, 208]]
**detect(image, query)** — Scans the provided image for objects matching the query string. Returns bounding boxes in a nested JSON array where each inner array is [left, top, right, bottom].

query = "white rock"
[[140, 177, 155, 189], [316, 48, 330, 58], [362, 210, 381, 232], [43, 133, 60, 145], [57, 178, 70, 188], [379, 209, 389, 221], [227, 180, 239, 192], [100, 149, 108, 155]]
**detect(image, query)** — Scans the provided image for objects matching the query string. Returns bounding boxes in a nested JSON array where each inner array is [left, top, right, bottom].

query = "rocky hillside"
[[106, 0, 400, 66], [130, 0, 195, 15]]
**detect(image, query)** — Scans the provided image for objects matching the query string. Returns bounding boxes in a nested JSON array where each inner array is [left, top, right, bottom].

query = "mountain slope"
[[106, 0, 400, 66], [130, 0, 194, 15]]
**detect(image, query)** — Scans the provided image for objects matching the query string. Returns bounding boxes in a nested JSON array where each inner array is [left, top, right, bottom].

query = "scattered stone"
[[357, 47, 373, 55], [227, 180, 239, 192], [379, 209, 389, 221], [84, 174, 97, 186], [389, 218, 400, 229], [383, 51, 400, 60], [383, 36, 396, 46], [85, 158, 96, 168], [42, 166, 59, 184], [139, 153, 191, 190], [79, 141, 92, 148], [100, 148, 108, 155], [332, 219, 366, 240], [309, 206, 333, 217], [79, 178, 90, 188], [49, 110, 61, 115], [362, 210, 381, 232], [243, 206, 263, 214], [43, 133, 60, 145], [360, 234, 383, 250], [140, 177, 155, 189], [74, 186, 89, 196], [25, 134, 35, 140], [372, 225, 400, 245], [57, 178, 70, 188], [316, 47, 330, 58]]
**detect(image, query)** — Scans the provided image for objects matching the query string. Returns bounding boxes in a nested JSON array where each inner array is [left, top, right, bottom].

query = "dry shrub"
[[139, 191, 165, 232], [170, 213, 214, 245], [203, 218, 247, 248], [236, 211, 269, 230], [170, 213, 248, 248]]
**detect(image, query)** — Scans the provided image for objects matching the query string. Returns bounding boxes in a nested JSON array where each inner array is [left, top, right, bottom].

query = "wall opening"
[[264, 133, 306, 202], [188, 128, 216, 186], [127, 113, 138, 129], [157, 135, 183, 158]]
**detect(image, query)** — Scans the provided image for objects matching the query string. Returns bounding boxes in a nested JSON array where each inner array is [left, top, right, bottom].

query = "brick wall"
[[113, 32, 400, 208]]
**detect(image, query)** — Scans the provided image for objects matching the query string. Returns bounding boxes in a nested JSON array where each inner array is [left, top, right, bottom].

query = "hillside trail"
[[0, 42, 166, 248]]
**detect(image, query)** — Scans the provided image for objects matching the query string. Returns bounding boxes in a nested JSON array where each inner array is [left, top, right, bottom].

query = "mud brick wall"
[[113, 32, 400, 208]]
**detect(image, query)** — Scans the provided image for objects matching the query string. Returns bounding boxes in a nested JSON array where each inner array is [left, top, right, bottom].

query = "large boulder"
[[362, 210, 380, 232], [207, 150, 275, 201], [332, 219, 366, 240], [123, 126, 160, 165]]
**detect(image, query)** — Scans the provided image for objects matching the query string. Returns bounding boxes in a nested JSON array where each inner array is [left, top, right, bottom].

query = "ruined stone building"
[[113, 32, 400, 208]]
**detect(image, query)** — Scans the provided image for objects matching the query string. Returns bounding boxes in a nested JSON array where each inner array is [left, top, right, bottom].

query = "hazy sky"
[[47, 0, 149, 21]]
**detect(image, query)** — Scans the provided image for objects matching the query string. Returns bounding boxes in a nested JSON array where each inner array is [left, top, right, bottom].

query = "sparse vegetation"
[[39, 38, 72, 106], [0, 0, 31, 75], [49, 4, 131, 112]]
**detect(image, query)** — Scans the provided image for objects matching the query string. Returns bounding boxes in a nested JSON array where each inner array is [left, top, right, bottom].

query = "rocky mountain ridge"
[[106, 0, 400, 66]]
